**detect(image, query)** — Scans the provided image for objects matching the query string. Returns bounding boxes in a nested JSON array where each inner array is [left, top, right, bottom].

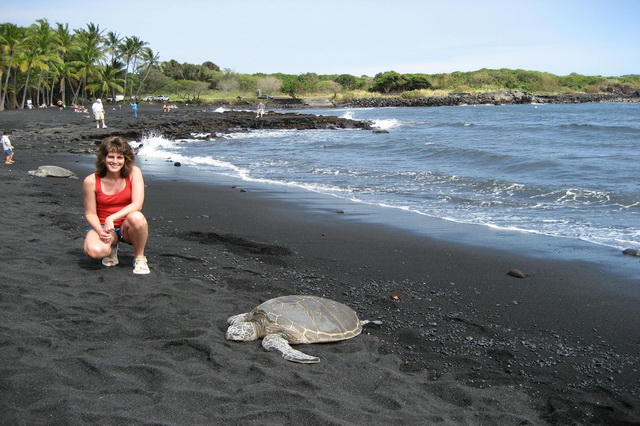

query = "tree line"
[[0, 20, 166, 110], [2, 19, 639, 111], [368, 69, 640, 96]]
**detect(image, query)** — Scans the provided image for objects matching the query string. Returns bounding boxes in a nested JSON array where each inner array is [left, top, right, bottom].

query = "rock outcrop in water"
[[12, 109, 372, 153], [144, 110, 372, 141]]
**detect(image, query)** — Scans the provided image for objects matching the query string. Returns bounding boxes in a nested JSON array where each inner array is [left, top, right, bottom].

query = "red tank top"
[[95, 174, 132, 227]]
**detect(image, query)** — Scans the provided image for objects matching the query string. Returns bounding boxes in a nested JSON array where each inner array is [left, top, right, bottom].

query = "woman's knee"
[[84, 240, 109, 259], [125, 211, 148, 229]]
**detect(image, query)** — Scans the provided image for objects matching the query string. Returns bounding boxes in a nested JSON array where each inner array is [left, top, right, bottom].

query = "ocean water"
[[135, 102, 640, 268]]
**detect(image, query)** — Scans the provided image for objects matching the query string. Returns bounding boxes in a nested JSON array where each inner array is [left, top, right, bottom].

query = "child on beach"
[[83, 136, 150, 274], [2, 131, 14, 164]]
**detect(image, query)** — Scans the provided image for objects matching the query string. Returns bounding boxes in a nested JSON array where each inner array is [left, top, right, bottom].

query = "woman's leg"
[[84, 228, 116, 259], [121, 211, 148, 258]]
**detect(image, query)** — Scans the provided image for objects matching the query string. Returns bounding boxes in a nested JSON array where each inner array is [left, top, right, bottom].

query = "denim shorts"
[[4, 149, 12, 155]]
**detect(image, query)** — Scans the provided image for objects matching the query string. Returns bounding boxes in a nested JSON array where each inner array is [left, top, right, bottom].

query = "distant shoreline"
[[337, 90, 640, 108], [212, 89, 640, 109]]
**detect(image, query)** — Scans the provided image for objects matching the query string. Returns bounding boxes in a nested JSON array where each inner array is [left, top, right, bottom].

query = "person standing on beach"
[[83, 136, 150, 274], [256, 102, 265, 118], [2, 131, 14, 164], [92, 99, 107, 128], [131, 101, 138, 117]]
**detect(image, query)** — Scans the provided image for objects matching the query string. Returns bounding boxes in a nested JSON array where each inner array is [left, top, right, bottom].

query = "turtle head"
[[226, 322, 259, 341]]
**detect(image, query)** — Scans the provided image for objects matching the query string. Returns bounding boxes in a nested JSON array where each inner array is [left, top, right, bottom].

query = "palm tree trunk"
[[34, 70, 45, 107], [136, 67, 153, 99], [59, 77, 66, 105], [74, 77, 84, 104], [0, 53, 16, 111], [20, 67, 33, 110]]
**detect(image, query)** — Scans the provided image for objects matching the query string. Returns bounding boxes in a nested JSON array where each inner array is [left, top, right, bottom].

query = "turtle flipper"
[[262, 334, 320, 363]]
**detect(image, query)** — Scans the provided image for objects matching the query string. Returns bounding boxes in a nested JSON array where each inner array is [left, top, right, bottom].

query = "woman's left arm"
[[129, 166, 145, 211]]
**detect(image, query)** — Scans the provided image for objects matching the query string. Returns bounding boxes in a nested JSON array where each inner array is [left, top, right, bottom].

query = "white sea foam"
[[341, 108, 402, 130], [190, 132, 212, 139], [371, 118, 401, 130], [222, 129, 296, 139], [136, 135, 237, 171], [135, 134, 180, 153]]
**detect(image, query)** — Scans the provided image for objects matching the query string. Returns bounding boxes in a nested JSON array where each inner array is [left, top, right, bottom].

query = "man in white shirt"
[[92, 99, 107, 128]]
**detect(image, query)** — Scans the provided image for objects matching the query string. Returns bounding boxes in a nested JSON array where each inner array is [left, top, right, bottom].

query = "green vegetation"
[[1, 19, 639, 110]]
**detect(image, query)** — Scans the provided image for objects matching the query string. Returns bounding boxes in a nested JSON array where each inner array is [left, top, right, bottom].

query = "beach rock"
[[507, 269, 525, 278], [622, 248, 640, 257]]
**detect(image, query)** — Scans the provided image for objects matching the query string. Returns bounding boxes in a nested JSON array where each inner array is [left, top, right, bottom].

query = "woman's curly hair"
[[95, 136, 135, 178]]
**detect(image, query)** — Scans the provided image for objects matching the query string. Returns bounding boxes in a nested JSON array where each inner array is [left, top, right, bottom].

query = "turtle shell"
[[255, 295, 362, 344], [28, 165, 76, 178]]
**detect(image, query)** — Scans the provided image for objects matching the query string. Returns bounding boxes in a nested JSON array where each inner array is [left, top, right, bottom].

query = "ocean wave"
[[558, 123, 640, 134], [371, 118, 402, 130], [222, 129, 298, 139]]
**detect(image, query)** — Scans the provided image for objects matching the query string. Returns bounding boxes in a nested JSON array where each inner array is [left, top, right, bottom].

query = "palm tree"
[[86, 60, 124, 99], [53, 22, 75, 105], [20, 19, 57, 109], [72, 23, 105, 103], [119, 36, 147, 100], [0, 44, 9, 102], [136, 47, 161, 99], [105, 31, 121, 63], [52, 61, 79, 106], [0, 23, 24, 110]]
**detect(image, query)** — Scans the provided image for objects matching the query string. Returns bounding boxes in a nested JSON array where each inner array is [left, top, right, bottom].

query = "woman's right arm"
[[83, 174, 102, 232]]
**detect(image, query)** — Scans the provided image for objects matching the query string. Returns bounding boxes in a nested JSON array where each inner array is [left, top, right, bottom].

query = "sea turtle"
[[226, 295, 364, 363], [28, 165, 77, 178]]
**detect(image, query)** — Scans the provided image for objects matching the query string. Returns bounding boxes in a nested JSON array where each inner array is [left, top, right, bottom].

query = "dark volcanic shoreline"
[[0, 106, 372, 154]]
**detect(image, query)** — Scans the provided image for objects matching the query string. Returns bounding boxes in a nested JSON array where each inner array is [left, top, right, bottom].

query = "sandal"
[[102, 244, 119, 267], [133, 256, 150, 275]]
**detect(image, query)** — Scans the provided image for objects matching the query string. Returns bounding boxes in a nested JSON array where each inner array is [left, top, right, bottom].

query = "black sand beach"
[[1, 105, 639, 425]]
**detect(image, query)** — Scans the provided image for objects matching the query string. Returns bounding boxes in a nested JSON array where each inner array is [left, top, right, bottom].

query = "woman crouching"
[[83, 136, 150, 274]]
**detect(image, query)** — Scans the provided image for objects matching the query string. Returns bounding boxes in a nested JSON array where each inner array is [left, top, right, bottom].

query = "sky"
[[2, 0, 639, 77]]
